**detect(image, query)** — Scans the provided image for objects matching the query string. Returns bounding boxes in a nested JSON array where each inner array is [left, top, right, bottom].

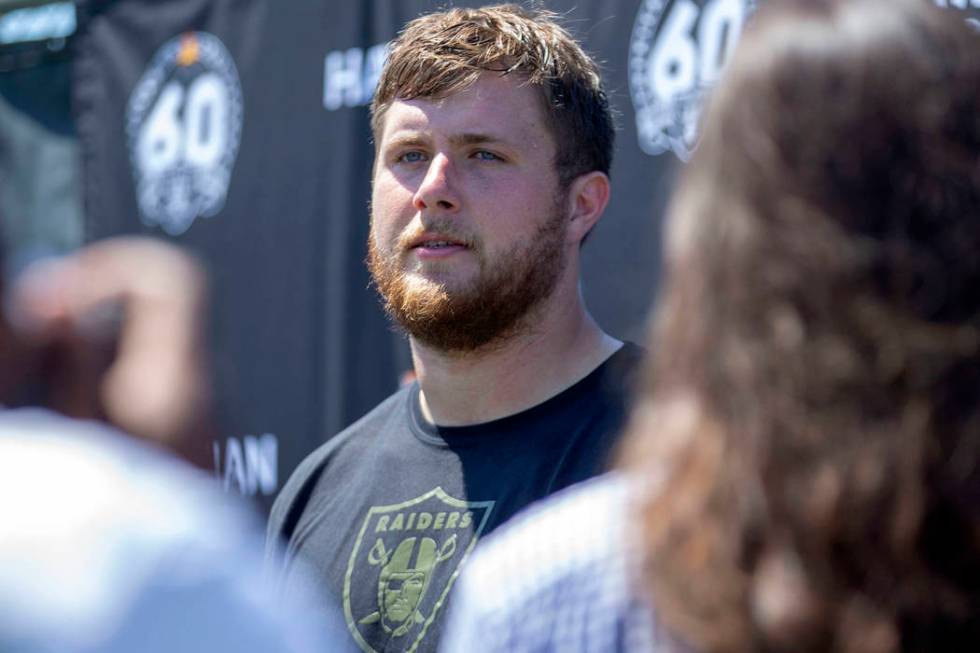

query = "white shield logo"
[[629, 0, 756, 160], [126, 31, 243, 235]]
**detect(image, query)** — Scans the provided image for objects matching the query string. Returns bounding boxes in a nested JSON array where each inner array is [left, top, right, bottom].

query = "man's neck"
[[411, 287, 622, 426]]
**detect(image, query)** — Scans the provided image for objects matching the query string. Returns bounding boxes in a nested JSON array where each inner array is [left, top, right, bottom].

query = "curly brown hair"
[[370, 4, 614, 189], [623, 1, 980, 652]]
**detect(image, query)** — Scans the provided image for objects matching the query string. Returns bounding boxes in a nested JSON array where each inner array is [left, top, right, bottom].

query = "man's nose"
[[413, 154, 460, 213]]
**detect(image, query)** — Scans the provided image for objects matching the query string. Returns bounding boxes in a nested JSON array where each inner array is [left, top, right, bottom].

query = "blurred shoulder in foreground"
[[441, 474, 684, 653], [0, 407, 349, 652]]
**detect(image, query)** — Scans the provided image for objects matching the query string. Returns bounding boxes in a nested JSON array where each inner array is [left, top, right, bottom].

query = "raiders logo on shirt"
[[344, 488, 494, 652]]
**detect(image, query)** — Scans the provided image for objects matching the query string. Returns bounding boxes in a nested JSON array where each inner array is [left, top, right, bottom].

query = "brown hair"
[[370, 4, 614, 188], [624, 1, 980, 651]]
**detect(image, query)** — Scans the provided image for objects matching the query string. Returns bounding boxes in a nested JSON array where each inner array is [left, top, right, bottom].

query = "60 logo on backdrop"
[[630, 0, 756, 160], [126, 32, 243, 235]]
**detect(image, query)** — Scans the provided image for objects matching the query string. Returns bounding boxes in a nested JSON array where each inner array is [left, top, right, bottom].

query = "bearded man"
[[267, 6, 641, 652]]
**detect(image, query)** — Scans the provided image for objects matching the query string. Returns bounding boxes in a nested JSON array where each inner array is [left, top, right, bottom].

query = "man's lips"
[[408, 233, 469, 258], [408, 233, 468, 249]]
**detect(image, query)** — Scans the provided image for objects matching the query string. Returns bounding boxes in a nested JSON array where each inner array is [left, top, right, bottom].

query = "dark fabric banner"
[[71, 0, 980, 510]]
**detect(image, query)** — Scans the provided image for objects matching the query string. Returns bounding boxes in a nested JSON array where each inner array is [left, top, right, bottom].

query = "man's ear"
[[565, 171, 610, 245]]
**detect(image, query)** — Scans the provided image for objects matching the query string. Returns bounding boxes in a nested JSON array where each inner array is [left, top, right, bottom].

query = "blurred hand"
[[7, 237, 214, 467]]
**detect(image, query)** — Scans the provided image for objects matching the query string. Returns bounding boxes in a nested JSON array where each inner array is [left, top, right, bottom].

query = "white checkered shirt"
[[440, 473, 685, 653]]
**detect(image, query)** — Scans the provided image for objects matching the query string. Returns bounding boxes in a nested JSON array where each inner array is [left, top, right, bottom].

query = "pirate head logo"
[[344, 488, 494, 653], [629, 0, 756, 160], [359, 535, 457, 636]]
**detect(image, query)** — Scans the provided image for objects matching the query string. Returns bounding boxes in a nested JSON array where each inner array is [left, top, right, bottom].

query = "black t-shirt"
[[267, 343, 643, 653]]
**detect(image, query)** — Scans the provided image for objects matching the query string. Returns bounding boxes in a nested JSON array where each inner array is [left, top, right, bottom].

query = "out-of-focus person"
[[441, 1, 980, 651], [5, 238, 214, 467], [0, 237, 351, 652]]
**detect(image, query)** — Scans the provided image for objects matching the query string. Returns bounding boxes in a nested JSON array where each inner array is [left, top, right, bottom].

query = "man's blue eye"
[[474, 151, 500, 161], [401, 151, 425, 163]]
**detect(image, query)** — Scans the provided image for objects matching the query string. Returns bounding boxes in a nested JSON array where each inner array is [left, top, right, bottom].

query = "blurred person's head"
[[624, 1, 980, 651]]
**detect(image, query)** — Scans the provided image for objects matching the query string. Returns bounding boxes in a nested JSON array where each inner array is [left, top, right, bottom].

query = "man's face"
[[382, 570, 426, 625], [368, 73, 569, 353]]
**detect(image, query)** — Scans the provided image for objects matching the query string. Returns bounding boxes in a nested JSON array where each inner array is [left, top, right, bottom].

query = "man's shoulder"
[[295, 389, 405, 470], [573, 340, 645, 418], [598, 341, 645, 395], [267, 385, 414, 544]]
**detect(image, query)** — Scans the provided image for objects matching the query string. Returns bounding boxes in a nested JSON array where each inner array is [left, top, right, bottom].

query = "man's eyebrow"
[[383, 131, 515, 150], [448, 133, 510, 147], [383, 133, 429, 149]]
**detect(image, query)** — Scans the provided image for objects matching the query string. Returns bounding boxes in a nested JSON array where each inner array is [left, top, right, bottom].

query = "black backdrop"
[[69, 0, 980, 510]]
